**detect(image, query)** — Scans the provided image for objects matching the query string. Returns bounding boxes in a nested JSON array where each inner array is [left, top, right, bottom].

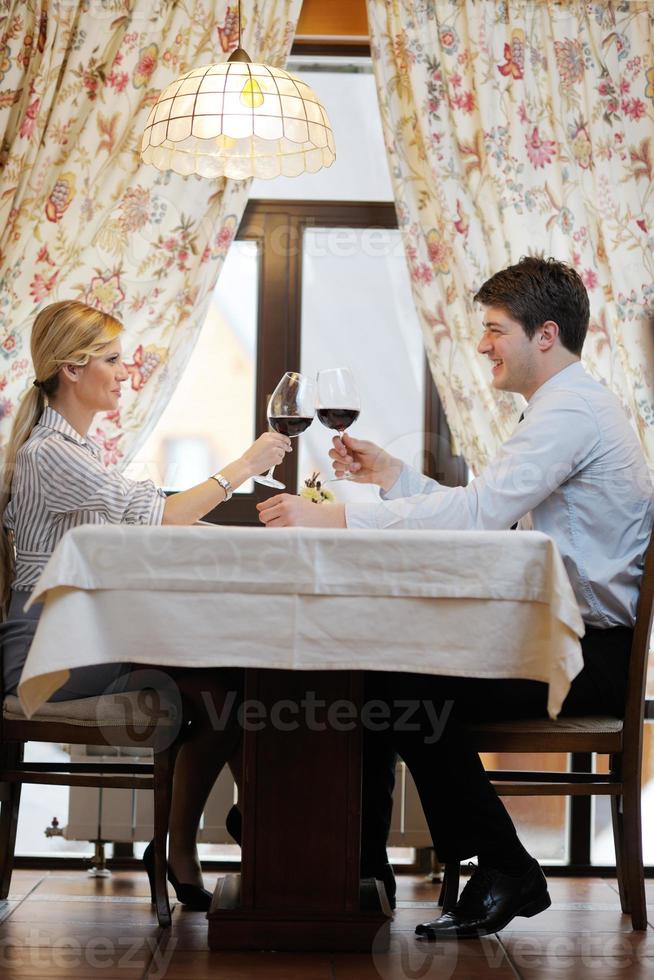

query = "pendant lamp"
[[141, 5, 335, 180]]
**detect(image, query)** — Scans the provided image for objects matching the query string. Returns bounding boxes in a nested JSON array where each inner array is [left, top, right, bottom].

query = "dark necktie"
[[511, 412, 525, 530]]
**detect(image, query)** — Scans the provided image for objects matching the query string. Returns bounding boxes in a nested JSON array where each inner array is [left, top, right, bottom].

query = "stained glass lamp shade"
[[141, 55, 336, 180]]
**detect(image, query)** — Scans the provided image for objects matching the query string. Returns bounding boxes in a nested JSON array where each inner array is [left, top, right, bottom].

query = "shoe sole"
[[518, 891, 552, 919], [417, 891, 552, 940]]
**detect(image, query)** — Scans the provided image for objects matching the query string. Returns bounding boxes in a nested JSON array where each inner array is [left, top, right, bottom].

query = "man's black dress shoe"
[[416, 861, 551, 939]]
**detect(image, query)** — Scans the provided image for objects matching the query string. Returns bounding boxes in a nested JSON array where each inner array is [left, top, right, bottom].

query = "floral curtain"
[[367, 0, 654, 473], [0, 0, 301, 466]]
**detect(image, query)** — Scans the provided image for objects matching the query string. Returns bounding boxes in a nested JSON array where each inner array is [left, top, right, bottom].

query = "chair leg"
[[0, 743, 23, 901], [152, 741, 177, 928], [438, 862, 460, 913], [621, 773, 647, 931], [610, 792, 630, 914]]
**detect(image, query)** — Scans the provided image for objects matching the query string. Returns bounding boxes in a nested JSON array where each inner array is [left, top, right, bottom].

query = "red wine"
[[268, 416, 313, 437], [317, 408, 360, 432]]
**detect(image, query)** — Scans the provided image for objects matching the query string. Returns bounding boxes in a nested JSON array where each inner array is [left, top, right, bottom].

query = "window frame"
[[203, 198, 465, 524]]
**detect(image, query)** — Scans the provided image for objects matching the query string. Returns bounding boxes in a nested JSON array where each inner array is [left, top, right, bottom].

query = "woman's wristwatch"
[[210, 472, 233, 501]]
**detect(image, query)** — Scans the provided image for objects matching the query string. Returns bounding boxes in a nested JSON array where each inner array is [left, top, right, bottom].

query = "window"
[[298, 226, 425, 502], [126, 241, 259, 496]]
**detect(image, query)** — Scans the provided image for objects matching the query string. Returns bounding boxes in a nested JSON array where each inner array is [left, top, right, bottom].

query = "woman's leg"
[[164, 668, 242, 887]]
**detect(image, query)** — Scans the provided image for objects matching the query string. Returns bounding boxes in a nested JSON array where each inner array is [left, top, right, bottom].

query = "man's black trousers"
[[360, 625, 632, 869]]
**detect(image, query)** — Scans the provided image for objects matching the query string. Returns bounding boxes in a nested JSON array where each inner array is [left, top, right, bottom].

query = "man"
[[257, 257, 653, 938]]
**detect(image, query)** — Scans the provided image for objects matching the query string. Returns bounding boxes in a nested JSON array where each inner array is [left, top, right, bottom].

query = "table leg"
[[207, 669, 392, 951]]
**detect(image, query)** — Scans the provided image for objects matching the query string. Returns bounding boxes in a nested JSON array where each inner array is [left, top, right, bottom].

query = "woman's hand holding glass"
[[241, 431, 292, 478]]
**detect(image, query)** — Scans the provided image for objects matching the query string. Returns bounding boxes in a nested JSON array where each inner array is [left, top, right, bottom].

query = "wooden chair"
[[439, 529, 654, 931], [0, 684, 184, 927]]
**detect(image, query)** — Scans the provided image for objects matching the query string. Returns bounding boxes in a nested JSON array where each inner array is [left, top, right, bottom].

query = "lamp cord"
[[238, 0, 241, 46]]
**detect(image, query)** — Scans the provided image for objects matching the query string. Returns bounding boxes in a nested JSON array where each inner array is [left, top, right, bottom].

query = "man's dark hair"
[[473, 256, 590, 355]]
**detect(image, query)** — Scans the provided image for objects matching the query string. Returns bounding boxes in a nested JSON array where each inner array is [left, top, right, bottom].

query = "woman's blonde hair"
[[0, 301, 123, 616]]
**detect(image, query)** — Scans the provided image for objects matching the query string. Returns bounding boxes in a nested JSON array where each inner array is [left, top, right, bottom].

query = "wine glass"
[[254, 371, 316, 489], [316, 367, 361, 480]]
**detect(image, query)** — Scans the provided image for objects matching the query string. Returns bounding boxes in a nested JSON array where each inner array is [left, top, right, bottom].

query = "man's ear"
[[61, 363, 80, 383], [536, 320, 559, 351]]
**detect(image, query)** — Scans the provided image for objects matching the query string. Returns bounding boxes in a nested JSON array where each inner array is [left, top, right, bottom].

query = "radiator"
[[63, 744, 431, 847]]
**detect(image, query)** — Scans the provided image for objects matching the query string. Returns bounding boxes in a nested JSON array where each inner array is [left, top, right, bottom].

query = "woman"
[[0, 300, 291, 910]]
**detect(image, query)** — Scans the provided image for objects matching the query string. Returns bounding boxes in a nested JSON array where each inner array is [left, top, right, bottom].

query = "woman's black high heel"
[[225, 804, 242, 845], [143, 840, 212, 912]]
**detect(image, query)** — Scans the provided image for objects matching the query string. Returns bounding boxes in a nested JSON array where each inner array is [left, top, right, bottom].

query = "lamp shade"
[[141, 60, 336, 180]]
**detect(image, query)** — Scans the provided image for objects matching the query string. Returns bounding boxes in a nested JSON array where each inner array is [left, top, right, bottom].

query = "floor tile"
[[502, 929, 654, 963], [544, 877, 624, 903], [0, 901, 20, 924], [501, 908, 635, 934], [7, 899, 160, 923], [394, 875, 441, 905], [510, 960, 654, 979], [0, 938, 155, 977], [149, 950, 333, 979], [30, 871, 153, 900], [3, 873, 44, 900], [0, 917, 162, 951], [331, 949, 517, 980]]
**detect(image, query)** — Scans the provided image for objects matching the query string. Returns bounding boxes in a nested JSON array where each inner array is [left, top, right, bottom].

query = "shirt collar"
[[37, 406, 101, 457], [525, 361, 585, 412]]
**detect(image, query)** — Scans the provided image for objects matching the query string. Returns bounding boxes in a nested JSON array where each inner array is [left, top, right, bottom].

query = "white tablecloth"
[[18, 524, 585, 719]]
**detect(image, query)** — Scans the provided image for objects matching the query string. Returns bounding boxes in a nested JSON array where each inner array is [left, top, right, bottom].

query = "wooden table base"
[[207, 670, 392, 952]]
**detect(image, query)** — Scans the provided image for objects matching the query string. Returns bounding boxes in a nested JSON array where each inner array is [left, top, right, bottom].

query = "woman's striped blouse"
[[4, 407, 166, 593]]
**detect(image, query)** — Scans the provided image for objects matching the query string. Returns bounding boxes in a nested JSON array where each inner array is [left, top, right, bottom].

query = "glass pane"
[[298, 227, 424, 502], [251, 59, 393, 202], [125, 241, 259, 493], [15, 743, 89, 857], [645, 649, 654, 699], [592, 723, 654, 864]]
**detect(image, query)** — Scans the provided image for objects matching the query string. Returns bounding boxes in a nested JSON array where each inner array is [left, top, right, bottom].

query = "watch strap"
[[210, 472, 233, 501]]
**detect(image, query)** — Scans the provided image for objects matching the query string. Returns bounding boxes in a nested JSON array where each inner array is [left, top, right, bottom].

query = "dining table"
[[17, 523, 584, 951]]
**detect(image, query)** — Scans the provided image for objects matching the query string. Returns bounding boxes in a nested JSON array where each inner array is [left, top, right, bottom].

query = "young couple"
[[4, 257, 651, 937], [257, 256, 654, 939]]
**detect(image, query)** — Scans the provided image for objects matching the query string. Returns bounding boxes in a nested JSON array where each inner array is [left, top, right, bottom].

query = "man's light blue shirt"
[[346, 362, 654, 628]]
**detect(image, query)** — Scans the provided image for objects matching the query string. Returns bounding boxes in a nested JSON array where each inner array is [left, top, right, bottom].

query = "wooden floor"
[[0, 868, 653, 978]]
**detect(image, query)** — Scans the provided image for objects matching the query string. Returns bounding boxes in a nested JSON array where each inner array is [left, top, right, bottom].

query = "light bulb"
[[240, 77, 264, 109]]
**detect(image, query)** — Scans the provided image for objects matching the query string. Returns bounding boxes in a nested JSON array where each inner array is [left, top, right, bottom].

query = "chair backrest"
[[622, 523, 654, 771]]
